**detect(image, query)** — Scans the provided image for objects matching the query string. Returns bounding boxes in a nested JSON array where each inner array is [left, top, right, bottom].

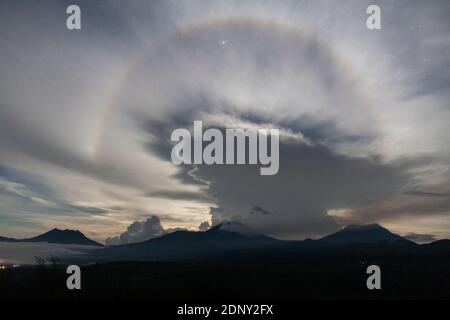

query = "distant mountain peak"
[[321, 223, 414, 246], [26, 228, 102, 246], [0, 228, 102, 246]]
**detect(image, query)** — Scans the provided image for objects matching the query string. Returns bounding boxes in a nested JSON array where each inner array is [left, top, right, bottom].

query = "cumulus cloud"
[[105, 216, 168, 245], [198, 221, 210, 231]]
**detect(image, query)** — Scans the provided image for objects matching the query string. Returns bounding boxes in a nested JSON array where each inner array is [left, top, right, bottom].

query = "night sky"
[[0, 0, 449, 244]]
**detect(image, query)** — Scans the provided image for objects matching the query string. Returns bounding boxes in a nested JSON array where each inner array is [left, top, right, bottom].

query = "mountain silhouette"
[[319, 223, 415, 246], [0, 228, 102, 246], [4, 223, 450, 300], [84, 222, 432, 263], [0, 236, 18, 243], [419, 239, 450, 255], [4, 223, 448, 263], [91, 222, 279, 262]]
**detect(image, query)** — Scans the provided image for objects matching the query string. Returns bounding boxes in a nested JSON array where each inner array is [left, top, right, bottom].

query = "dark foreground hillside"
[[1, 248, 449, 300]]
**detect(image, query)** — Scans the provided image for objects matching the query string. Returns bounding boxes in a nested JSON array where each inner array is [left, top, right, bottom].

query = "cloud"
[[194, 136, 415, 239], [404, 233, 437, 244], [146, 190, 215, 204], [67, 206, 108, 215], [328, 191, 450, 226], [126, 9, 450, 239], [405, 191, 450, 198], [0, 0, 450, 241], [0, 178, 56, 208], [105, 216, 168, 245], [198, 221, 210, 231], [251, 206, 271, 215]]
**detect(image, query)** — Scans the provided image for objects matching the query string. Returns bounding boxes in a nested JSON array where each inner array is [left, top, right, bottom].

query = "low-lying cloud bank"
[[0, 242, 98, 265]]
